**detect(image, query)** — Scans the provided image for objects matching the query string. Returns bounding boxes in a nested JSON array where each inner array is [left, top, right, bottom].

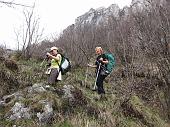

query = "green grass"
[[0, 58, 169, 127]]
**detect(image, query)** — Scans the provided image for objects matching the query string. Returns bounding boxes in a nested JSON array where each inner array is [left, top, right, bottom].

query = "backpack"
[[58, 54, 71, 75], [104, 53, 115, 73]]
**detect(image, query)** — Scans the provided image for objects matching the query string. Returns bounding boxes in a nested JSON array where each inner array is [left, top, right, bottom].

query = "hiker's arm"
[[46, 53, 61, 61], [87, 64, 97, 68], [99, 58, 109, 64]]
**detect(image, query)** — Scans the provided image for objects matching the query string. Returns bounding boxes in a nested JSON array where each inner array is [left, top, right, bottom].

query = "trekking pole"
[[84, 65, 89, 87], [39, 57, 48, 82], [92, 62, 101, 91], [40, 58, 46, 67]]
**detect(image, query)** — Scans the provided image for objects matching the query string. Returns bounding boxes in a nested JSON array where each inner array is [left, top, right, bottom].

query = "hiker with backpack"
[[46, 46, 62, 84], [88, 47, 115, 100]]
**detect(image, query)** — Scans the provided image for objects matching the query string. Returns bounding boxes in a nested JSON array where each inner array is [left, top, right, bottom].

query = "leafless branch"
[[0, 0, 32, 8]]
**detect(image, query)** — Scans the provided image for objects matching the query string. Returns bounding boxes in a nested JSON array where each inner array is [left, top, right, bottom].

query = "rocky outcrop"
[[0, 83, 90, 126], [5, 102, 31, 120], [75, 4, 120, 26]]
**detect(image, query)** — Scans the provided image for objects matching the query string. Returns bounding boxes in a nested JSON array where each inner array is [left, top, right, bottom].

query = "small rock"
[[7, 102, 31, 120]]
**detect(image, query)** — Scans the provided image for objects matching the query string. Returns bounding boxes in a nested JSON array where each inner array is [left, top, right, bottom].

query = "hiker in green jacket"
[[46, 46, 62, 84], [88, 47, 109, 99]]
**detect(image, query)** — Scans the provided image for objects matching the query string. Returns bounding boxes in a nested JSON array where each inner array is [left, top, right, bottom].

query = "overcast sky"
[[0, 0, 132, 49]]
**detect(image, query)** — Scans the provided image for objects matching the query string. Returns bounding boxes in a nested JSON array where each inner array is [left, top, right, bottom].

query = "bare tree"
[[15, 4, 44, 59]]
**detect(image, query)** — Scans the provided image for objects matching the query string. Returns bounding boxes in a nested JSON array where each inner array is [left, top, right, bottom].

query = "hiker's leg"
[[96, 74, 107, 94], [48, 68, 59, 84], [100, 75, 107, 94]]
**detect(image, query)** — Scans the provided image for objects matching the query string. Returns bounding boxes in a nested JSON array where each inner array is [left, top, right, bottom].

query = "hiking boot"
[[93, 94, 100, 101]]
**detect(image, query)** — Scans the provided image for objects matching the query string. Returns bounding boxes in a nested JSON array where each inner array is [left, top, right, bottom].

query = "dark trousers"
[[48, 68, 59, 84], [96, 74, 107, 94]]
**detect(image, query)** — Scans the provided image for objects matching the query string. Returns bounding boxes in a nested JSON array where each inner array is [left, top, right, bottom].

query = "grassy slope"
[[0, 59, 169, 127]]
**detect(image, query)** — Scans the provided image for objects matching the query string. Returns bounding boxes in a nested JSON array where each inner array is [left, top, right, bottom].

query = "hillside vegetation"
[[0, 0, 170, 126], [0, 53, 169, 127]]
